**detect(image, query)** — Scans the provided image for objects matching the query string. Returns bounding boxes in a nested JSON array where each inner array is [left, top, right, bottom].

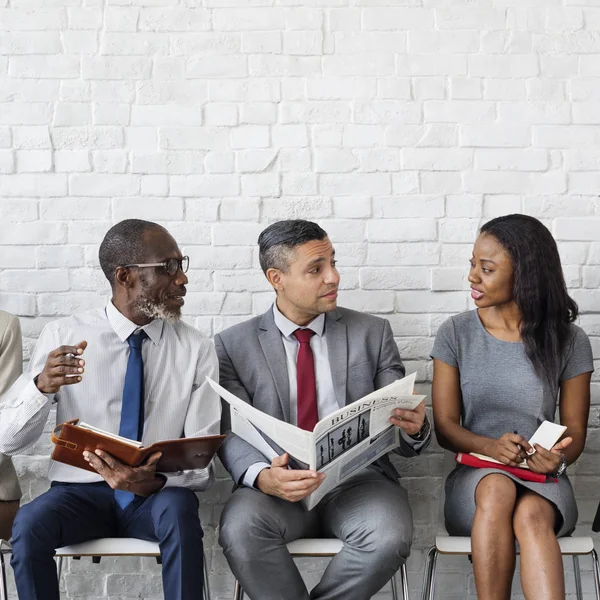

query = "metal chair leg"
[[592, 549, 600, 600], [390, 571, 398, 600], [421, 546, 437, 600], [0, 550, 8, 600], [573, 555, 583, 600], [400, 562, 410, 600], [203, 550, 211, 600], [56, 556, 64, 582], [233, 579, 244, 600]]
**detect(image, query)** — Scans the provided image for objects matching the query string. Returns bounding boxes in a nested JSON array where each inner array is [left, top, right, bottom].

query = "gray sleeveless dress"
[[431, 310, 594, 537]]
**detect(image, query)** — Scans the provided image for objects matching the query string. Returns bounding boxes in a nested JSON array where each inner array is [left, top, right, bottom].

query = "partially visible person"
[[0, 310, 23, 541], [431, 214, 593, 600], [0, 219, 221, 600]]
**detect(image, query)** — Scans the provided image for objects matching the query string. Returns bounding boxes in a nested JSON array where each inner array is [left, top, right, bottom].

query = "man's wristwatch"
[[552, 453, 567, 478], [409, 415, 431, 442]]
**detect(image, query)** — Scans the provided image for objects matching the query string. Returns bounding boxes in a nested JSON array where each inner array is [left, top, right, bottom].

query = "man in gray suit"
[[216, 220, 431, 600], [0, 311, 23, 541]]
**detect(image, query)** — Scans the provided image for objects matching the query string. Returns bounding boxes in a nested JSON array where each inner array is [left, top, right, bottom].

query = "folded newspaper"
[[206, 374, 426, 510]]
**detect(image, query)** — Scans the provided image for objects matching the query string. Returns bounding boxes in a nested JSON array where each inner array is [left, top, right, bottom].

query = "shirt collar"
[[272, 302, 325, 339], [105, 301, 164, 346]]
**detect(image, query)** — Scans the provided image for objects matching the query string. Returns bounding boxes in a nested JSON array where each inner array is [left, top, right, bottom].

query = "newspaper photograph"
[[206, 374, 426, 510]]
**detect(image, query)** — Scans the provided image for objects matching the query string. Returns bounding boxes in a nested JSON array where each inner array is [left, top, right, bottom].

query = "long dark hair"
[[480, 214, 578, 383]]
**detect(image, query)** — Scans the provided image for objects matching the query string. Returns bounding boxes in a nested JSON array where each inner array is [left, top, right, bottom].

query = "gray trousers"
[[219, 468, 413, 600]]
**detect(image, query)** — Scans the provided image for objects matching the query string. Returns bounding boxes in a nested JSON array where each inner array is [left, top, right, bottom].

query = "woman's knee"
[[513, 494, 556, 539], [474, 475, 517, 517]]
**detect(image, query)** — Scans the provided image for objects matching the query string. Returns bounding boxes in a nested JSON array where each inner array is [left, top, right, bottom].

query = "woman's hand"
[[526, 437, 572, 475], [483, 433, 532, 467]]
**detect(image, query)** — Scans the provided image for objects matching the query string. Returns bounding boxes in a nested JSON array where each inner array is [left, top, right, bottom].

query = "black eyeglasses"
[[122, 256, 190, 277]]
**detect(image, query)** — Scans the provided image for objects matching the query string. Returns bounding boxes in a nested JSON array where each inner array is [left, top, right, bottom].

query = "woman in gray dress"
[[431, 214, 593, 600]]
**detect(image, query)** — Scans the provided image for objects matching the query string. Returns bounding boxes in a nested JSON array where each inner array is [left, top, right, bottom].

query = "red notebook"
[[456, 453, 557, 484]]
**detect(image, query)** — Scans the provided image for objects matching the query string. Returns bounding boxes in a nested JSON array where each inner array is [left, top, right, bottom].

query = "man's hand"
[[36, 341, 88, 394], [83, 449, 164, 497], [526, 437, 572, 475], [389, 400, 426, 437], [256, 453, 325, 503], [482, 432, 532, 467]]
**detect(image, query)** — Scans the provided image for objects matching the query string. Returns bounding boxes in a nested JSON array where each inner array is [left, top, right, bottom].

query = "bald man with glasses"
[[0, 219, 220, 600]]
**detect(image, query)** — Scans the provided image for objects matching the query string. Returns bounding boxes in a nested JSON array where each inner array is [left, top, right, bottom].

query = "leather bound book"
[[455, 453, 556, 484], [51, 419, 225, 474]]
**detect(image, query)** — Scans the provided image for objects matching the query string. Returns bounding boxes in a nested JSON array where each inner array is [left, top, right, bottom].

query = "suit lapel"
[[326, 310, 348, 408], [258, 310, 291, 422]]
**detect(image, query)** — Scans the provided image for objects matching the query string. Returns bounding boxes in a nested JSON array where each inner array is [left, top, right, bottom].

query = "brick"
[[360, 267, 429, 290], [54, 150, 90, 173], [131, 105, 203, 126], [41, 198, 109, 220], [231, 125, 269, 149], [424, 101, 495, 124], [187, 56, 247, 78], [362, 8, 433, 30], [69, 174, 139, 197], [320, 173, 390, 196], [139, 8, 211, 32], [16, 150, 52, 173], [0, 198, 38, 222], [0, 103, 52, 125], [435, 8, 506, 30], [160, 127, 229, 150], [83, 57, 151, 80], [51, 127, 123, 149], [92, 149, 126, 173], [0, 221, 66, 244], [0, 174, 67, 197], [0, 9, 65, 30], [306, 77, 376, 100], [366, 218, 436, 242], [113, 197, 183, 221], [460, 125, 530, 148], [241, 31, 281, 54], [475, 149, 548, 171], [53, 103, 92, 126], [402, 148, 472, 171], [0, 245, 36, 268], [534, 125, 600, 148], [373, 197, 444, 218], [0, 79, 60, 103], [170, 175, 239, 197], [241, 173, 279, 196]]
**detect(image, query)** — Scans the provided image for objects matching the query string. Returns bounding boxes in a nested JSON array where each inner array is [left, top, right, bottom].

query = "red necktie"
[[293, 329, 318, 431]]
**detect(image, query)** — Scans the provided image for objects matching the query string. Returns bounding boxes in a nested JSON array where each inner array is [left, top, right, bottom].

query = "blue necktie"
[[115, 330, 147, 510]]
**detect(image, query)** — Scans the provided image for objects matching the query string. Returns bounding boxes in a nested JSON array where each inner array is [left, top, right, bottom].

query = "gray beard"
[[133, 291, 181, 325]]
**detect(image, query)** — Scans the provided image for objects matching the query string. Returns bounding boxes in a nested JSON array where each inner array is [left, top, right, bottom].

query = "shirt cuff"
[[242, 462, 271, 488], [400, 427, 431, 452]]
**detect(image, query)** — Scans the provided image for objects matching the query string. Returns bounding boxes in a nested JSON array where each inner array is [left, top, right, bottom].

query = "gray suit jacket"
[[216, 306, 427, 485], [0, 311, 22, 501]]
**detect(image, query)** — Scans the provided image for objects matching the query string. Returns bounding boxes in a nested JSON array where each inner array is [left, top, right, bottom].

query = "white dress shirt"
[[0, 301, 221, 491], [242, 303, 424, 488]]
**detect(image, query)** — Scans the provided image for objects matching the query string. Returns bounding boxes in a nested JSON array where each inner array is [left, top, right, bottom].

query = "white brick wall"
[[0, 0, 599, 598]]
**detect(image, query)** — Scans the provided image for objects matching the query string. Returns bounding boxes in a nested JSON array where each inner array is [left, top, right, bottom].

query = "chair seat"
[[286, 538, 343, 556], [55, 538, 160, 557], [435, 535, 595, 556]]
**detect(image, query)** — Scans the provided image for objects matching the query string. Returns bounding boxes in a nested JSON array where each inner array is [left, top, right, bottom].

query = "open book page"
[[469, 420, 568, 468], [206, 377, 312, 464], [78, 422, 144, 448]]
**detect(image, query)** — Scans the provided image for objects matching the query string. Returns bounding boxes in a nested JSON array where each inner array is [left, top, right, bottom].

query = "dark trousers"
[[10, 482, 204, 600]]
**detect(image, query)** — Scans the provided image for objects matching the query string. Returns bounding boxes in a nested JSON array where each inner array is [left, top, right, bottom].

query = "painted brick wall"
[[0, 0, 599, 598]]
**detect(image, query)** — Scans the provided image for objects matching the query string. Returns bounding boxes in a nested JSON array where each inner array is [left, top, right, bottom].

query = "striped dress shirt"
[[0, 301, 221, 491]]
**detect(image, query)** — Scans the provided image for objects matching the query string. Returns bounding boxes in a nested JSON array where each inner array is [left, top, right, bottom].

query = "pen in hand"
[[514, 430, 523, 462]]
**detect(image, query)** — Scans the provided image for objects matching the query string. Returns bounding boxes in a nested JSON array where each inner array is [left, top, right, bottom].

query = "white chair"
[[232, 537, 409, 600], [1, 537, 211, 600], [421, 453, 600, 600]]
